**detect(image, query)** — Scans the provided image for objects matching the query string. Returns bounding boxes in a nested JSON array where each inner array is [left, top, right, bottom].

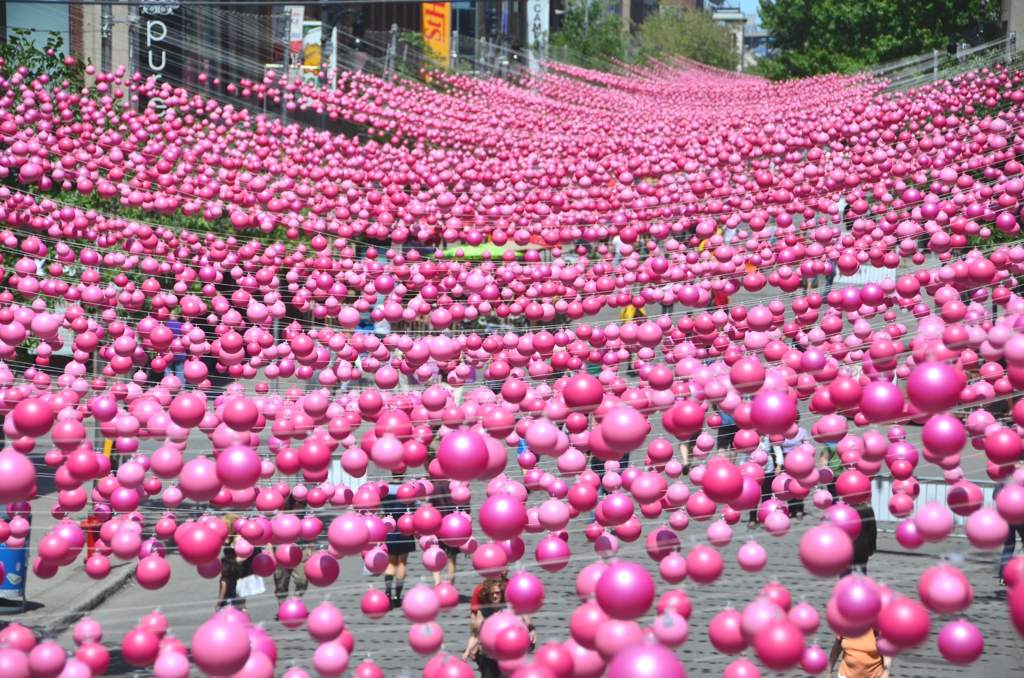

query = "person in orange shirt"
[[827, 630, 892, 678]]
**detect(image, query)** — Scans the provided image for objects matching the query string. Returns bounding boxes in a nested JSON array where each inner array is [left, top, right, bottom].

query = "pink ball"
[[799, 525, 853, 577], [686, 544, 724, 584], [408, 622, 444, 655], [153, 650, 191, 678], [278, 598, 310, 628], [122, 627, 160, 667], [74, 643, 109, 676], [506, 571, 545, 614], [895, 518, 924, 549], [752, 620, 804, 671], [0, 450, 36, 504], [737, 541, 767, 572], [327, 512, 370, 556], [652, 610, 688, 648], [305, 552, 340, 587], [877, 597, 931, 649], [575, 561, 609, 601], [800, 645, 829, 674], [595, 561, 655, 619], [709, 608, 746, 654], [788, 601, 820, 635], [722, 659, 761, 678], [536, 534, 571, 572], [0, 648, 29, 678], [570, 601, 609, 650], [593, 619, 642, 660], [307, 602, 345, 643], [136, 555, 171, 590], [606, 642, 685, 678], [479, 495, 528, 541], [73, 618, 103, 645], [915, 502, 954, 542], [600, 408, 649, 453], [659, 552, 688, 584], [965, 507, 1009, 549], [938, 619, 984, 665], [435, 581, 459, 611], [564, 639, 604, 678], [360, 588, 391, 619], [28, 641, 65, 678], [402, 584, 440, 623], [312, 641, 349, 678], [437, 429, 489, 481], [190, 619, 250, 675], [216, 445, 261, 490], [750, 391, 797, 435]]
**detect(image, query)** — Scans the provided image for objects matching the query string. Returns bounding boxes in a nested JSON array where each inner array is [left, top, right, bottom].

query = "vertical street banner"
[[139, 0, 183, 110], [286, 6, 306, 54], [422, 3, 451, 68], [528, 0, 549, 49]]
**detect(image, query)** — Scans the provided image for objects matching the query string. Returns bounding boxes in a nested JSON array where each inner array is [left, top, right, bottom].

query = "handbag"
[[236, 574, 266, 598]]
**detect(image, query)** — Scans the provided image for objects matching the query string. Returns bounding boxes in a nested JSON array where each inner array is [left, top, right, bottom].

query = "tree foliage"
[[549, 1, 630, 69], [634, 7, 739, 71], [755, 0, 1001, 80], [549, 3, 739, 71]]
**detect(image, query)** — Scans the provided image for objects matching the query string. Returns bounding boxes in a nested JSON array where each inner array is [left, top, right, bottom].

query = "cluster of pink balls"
[[2, 33, 1024, 678]]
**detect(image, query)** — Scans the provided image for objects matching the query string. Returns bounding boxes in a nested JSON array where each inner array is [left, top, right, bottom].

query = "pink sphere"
[[799, 525, 853, 577], [506, 571, 545, 614], [307, 602, 345, 643], [606, 642, 685, 678], [752, 620, 804, 671], [437, 429, 489, 481], [190, 619, 251, 675], [594, 561, 655, 620], [28, 641, 65, 678], [737, 541, 767, 572], [409, 622, 444, 655], [312, 641, 349, 678], [938, 619, 984, 665]]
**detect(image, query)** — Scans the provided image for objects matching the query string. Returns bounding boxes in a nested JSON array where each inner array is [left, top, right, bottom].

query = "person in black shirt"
[[850, 502, 877, 575], [430, 483, 464, 586], [379, 484, 415, 607]]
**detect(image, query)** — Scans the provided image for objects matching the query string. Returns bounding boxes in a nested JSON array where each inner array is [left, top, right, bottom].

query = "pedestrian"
[[379, 480, 415, 607], [166, 309, 186, 383], [463, 575, 536, 677], [781, 427, 810, 519], [744, 435, 778, 529], [716, 408, 739, 456], [429, 482, 462, 586], [849, 501, 877, 575], [995, 482, 1024, 585], [274, 496, 311, 604], [216, 514, 254, 612], [827, 629, 891, 678]]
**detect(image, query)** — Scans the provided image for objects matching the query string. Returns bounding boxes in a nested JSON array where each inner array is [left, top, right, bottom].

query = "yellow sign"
[[422, 3, 451, 68]]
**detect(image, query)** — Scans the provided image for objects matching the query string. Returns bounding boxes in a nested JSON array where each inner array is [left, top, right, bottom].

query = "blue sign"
[[0, 543, 28, 601]]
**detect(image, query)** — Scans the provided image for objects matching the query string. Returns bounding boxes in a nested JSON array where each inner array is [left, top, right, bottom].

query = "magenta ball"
[[752, 620, 804, 671], [606, 642, 685, 678], [799, 525, 853, 577], [750, 392, 797, 436], [479, 495, 528, 541], [506, 572, 545, 614], [686, 544, 724, 584], [937, 619, 984, 665], [190, 619, 250, 676], [437, 429, 489, 481], [709, 609, 746, 654], [594, 561, 655, 620]]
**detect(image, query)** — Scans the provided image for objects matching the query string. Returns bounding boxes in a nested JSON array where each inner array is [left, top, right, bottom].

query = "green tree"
[[755, 0, 1000, 80], [549, 1, 630, 69], [634, 7, 739, 71]]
